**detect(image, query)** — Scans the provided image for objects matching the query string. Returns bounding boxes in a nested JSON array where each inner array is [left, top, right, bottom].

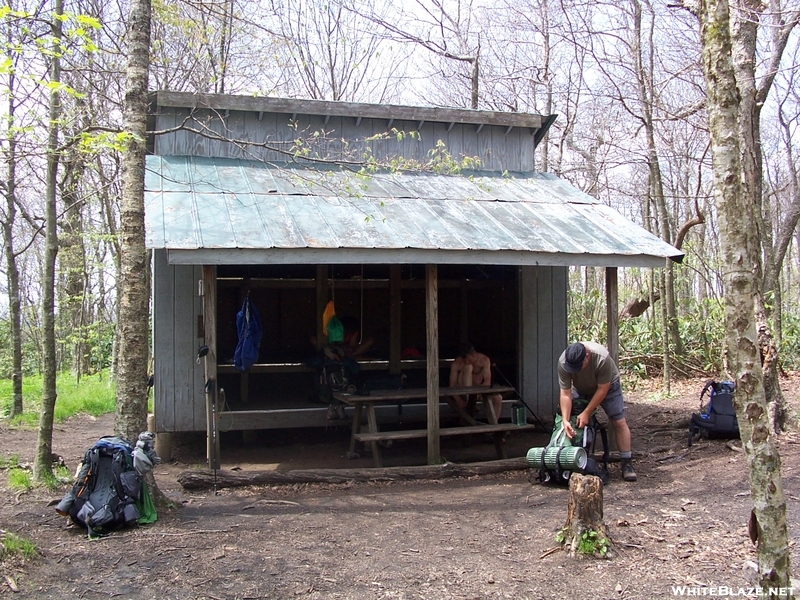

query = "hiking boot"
[[622, 461, 637, 482], [326, 404, 337, 420], [336, 404, 347, 420]]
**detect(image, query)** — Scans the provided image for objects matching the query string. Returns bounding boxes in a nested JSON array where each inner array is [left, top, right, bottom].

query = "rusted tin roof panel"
[[145, 156, 683, 266]]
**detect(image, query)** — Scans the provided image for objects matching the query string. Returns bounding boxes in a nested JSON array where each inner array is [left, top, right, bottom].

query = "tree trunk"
[[34, 0, 63, 483], [117, 0, 170, 510], [59, 154, 89, 380], [697, 0, 792, 589], [731, 0, 795, 432], [631, 0, 680, 358], [562, 474, 609, 557], [2, 63, 24, 418], [116, 0, 151, 444]]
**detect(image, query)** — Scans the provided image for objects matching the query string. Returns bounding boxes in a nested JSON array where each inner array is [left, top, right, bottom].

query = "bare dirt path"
[[1, 376, 799, 599]]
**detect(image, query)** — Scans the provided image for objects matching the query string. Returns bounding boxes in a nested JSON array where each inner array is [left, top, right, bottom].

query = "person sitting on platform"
[[339, 316, 374, 359], [449, 341, 503, 423]]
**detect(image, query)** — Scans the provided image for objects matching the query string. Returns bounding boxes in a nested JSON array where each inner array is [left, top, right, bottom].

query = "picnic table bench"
[[334, 385, 536, 467]]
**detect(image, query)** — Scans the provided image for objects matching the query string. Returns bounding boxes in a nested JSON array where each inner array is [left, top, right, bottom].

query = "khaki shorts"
[[572, 380, 626, 421]]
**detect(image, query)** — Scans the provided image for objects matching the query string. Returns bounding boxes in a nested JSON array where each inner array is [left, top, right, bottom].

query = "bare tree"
[[265, 0, 403, 102], [33, 0, 63, 482], [692, 0, 792, 588], [359, 0, 481, 107], [0, 1, 31, 417]]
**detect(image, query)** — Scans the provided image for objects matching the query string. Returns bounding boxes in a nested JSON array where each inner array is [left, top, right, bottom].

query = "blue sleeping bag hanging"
[[233, 297, 262, 371]]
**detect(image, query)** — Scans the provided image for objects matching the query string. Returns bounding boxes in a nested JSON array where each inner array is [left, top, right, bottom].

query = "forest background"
[[1, 0, 799, 591], [2, 0, 800, 408]]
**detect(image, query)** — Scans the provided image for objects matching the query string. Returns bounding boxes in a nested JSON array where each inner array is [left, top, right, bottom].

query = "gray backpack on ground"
[[56, 434, 159, 536]]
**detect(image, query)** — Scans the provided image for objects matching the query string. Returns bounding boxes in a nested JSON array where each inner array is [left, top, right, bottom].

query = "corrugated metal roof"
[[145, 155, 683, 267]]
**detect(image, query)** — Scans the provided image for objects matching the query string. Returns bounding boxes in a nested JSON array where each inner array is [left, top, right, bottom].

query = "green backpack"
[[534, 400, 609, 484]]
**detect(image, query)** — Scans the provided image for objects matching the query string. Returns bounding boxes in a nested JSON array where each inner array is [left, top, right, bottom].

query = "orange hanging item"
[[322, 300, 344, 343], [322, 300, 336, 336]]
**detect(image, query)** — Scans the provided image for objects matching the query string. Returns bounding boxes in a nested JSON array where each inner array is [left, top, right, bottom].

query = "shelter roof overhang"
[[153, 91, 551, 133], [145, 156, 684, 269]]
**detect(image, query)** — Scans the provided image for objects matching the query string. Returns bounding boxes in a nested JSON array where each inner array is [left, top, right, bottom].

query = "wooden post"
[[147, 413, 171, 462], [202, 265, 220, 470], [459, 280, 469, 342], [316, 265, 328, 350], [426, 264, 441, 465], [563, 473, 609, 557], [605, 267, 619, 366], [389, 265, 402, 374]]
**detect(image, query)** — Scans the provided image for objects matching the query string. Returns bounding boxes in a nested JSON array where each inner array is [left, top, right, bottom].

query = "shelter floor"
[[169, 424, 552, 471]]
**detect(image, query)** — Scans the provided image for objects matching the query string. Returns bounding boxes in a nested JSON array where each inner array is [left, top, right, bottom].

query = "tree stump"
[[561, 473, 610, 557]]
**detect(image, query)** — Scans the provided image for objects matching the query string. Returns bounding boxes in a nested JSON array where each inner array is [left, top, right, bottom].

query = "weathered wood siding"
[[152, 108, 536, 172], [519, 266, 568, 421], [153, 249, 206, 432]]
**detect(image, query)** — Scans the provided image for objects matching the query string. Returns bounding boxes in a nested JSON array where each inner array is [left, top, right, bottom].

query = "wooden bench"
[[353, 423, 535, 443], [334, 385, 535, 467]]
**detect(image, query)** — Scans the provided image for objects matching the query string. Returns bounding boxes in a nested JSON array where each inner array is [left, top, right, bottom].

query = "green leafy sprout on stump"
[[556, 527, 610, 558]]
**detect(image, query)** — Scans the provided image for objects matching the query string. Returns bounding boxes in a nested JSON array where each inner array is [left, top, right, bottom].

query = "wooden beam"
[[426, 264, 440, 465], [202, 265, 219, 470], [155, 91, 546, 130], [389, 265, 402, 374], [177, 458, 531, 489], [606, 267, 619, 365], [316, 265, 327, 350], [167, 248, 679, 269], [460, 280, 469, 342]]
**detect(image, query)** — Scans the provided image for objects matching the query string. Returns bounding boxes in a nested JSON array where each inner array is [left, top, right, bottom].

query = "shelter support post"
[[147, 413, 172, 463], [605, 266, 619, 453], [389, 265, 402, 374], [426, 264, 441, 465], [605, 267, 619, 366], [202, 265, 220, 470], [316, 266, 327, 351]]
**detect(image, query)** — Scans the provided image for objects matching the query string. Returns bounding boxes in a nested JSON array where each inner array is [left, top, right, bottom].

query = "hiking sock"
[[619, 451, 632, 461]]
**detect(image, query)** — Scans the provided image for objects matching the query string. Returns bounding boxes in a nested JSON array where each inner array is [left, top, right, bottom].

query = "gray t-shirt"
[[558, 341, 619, 397]]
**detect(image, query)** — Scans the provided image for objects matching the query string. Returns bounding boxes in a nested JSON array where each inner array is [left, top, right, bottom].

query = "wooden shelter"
[[145, 92, 682, 464]]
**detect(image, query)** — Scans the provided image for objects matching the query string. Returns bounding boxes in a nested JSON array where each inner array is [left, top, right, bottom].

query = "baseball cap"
[[563, 343, 587, 373]]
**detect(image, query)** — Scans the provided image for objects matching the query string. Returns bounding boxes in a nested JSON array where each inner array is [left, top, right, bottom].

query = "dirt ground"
[[1, 376, 800, 600]]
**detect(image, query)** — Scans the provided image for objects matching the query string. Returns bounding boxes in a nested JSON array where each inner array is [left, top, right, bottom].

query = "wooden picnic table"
[[334, 385, 536, 467]]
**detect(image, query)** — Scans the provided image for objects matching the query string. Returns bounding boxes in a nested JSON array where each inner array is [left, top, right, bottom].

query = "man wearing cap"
[[558, 341, 637, 481]]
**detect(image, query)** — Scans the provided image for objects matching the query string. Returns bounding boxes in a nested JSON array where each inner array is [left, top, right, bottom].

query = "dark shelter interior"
[[214, 263, 519, 413]]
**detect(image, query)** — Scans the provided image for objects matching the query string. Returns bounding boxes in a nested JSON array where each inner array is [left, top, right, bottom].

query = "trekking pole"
[[205, 378, 219, 495], [493, 364, 549, 432]]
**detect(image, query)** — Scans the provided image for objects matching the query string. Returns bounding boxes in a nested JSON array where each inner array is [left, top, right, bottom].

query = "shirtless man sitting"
[[449, 341, 503, 423]]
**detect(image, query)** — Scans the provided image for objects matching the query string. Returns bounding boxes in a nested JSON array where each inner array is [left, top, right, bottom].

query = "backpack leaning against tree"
[[55, 432, 160, 536]]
